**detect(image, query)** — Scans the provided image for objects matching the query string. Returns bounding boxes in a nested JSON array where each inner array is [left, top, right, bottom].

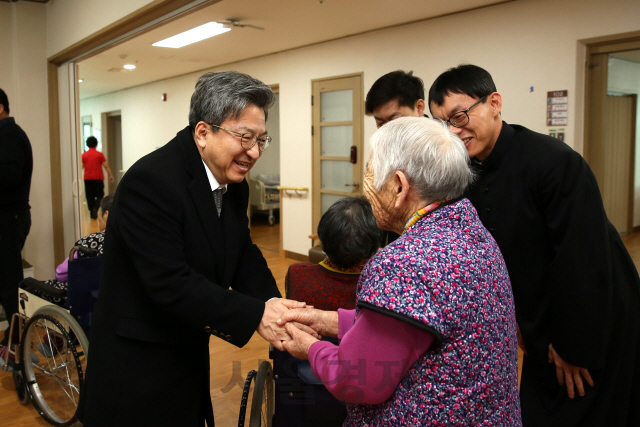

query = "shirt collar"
[[472, 121, 513, 171], [0, 117, 15, 130], [201, 160, 227, 193]]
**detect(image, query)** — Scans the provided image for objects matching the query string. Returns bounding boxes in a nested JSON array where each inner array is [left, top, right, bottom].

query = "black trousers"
[[85, 179, 104, 212], [0, 209, 31, 345]]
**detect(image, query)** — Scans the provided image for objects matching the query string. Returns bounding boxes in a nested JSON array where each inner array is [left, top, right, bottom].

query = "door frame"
[[583, 31, 640, 233], [47, 0, 218, 262]]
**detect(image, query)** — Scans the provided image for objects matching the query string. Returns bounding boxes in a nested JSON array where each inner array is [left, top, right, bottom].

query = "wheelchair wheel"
[[238, 369, 257, 427], [13, 366, 30, 405], [19, 305, 89, 426], [249, 360, 274, 427]]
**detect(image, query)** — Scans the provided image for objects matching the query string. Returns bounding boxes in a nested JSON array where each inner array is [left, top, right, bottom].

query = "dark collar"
[[472, 121, 514, 170], [0, 117, 15, 130]]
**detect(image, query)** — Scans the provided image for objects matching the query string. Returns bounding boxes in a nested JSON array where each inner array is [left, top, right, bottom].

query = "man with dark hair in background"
[[429, 64, 640, 426], [365, 70, 430, 245], [0, 88, 32, 353], [365, 70, 429, 128], [82, 135, 114, 219]]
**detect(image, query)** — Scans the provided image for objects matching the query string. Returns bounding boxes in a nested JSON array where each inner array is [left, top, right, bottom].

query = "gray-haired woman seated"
[[278, 117, 522, 426]]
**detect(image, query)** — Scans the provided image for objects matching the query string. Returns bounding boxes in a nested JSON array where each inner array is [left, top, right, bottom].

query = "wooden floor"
[[2, 219, 639, 426]]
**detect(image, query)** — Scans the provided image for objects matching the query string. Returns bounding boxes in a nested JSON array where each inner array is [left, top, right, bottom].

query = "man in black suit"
[[78, 71, 305, 427]]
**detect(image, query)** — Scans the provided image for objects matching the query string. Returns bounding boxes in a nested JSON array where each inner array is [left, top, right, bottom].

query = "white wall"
[[1, 2, 53, 277], [80, 0, 640, 256], [45, 0, 155, 57], [608, 57, 640, 226]]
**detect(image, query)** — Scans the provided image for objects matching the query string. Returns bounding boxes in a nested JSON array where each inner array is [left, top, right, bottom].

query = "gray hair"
[[369, 117, 474, 202], [188, 71, 275, 129]]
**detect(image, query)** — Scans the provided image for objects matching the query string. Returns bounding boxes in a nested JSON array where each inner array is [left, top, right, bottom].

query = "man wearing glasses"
[[79, 71, 306, 427], [429, 64, 640, 426]]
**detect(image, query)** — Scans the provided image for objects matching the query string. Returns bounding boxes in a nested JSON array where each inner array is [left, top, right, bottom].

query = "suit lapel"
[[220, 185, 243, 287], [179, 128, 227, 284]]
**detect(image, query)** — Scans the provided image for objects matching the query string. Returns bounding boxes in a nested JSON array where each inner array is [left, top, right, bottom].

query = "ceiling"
[[78, 0, 513, 99]]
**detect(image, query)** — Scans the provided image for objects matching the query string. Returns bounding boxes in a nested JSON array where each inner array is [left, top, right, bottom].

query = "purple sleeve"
[[337, 308, 356, 339], [55, 257, 70, 282], [308, 307, 434, 405]]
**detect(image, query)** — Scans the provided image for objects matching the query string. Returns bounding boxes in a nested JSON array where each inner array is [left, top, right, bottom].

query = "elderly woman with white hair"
[[279, 117, 522, 426]]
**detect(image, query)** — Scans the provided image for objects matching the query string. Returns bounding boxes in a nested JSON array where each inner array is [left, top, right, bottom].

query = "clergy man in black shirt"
[[429, 64, 640, 427]]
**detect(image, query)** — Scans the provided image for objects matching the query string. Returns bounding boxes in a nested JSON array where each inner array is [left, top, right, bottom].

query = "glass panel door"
[[312, 75, 363, 234]]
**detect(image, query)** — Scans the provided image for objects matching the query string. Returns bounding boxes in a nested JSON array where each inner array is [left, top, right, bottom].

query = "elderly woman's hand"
[[277, 308, 339, 338], [281, 322, 320, 360]]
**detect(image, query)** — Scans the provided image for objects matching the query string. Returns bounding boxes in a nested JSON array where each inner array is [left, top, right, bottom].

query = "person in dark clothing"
[[429, 64, 640, 426], [365, 70, 430, 245], [78, 71, 307, 427], [0, 88, 32, 349]]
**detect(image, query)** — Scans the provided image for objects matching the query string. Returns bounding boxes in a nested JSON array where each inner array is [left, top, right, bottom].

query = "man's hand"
[[256, 299, 306, 351], [548, 343, 594, 398], [281, 322, 319, 360], [277, 308, 339, 338]]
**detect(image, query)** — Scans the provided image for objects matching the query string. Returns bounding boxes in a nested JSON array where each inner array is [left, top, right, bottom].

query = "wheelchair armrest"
[[20, 277, 66, 299], [69, 245, 99, 259]]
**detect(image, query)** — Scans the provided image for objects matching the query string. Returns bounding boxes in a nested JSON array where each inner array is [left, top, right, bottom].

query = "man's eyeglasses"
[[210, 124, 272, 152], [444, 96, 487, 128]]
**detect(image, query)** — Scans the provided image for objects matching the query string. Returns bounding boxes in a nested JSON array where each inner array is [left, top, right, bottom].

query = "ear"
[[488, 92, 502, 117], [193, 121, 209, 149], [414, 99, 426, 116], [102, 210, 109, 223], [393, 171, 411, 208]]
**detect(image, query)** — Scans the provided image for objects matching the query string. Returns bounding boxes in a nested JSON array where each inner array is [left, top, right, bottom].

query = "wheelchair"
[[237, 267, 354, 427], [1, 246, 102, 426]]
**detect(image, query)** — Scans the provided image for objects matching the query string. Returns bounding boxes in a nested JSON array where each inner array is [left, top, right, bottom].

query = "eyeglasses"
[[209, 124, 272, 152], [444, 96, 487, 128]]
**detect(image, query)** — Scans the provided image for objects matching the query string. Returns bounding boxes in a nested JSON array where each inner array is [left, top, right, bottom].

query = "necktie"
[[213, 188, 223, 217]]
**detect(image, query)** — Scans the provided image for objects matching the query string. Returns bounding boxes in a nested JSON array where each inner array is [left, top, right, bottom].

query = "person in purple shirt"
[[279, 117, 522, 426]]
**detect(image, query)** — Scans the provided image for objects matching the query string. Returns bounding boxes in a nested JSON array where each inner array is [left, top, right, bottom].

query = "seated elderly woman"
[[33, 192, 114, 306], [279, 117, 522, 425], [286, 196, 381, 311]]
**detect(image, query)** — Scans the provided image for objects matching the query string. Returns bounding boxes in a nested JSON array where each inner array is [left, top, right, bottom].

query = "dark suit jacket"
[[78, 126, 281, 427]]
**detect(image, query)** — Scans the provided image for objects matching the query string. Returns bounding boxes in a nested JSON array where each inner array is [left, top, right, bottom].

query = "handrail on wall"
[[277, 186, 309, 198]]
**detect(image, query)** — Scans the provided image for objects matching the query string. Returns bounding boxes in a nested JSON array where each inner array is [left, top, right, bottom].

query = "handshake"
[[256, 298, 339, 359]]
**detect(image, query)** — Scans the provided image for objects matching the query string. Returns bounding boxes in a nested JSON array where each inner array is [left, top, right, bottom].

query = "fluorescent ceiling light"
[[152, 22, 230, 48], [123, 64, 136, 70]]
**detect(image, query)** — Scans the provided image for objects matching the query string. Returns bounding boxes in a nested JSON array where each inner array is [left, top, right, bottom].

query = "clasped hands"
[[257, 299, 326, 352], [257, 300, 338, 358]]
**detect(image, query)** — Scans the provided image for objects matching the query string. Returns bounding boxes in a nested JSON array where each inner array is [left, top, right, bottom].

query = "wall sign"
[[547, 90, 568, 126]]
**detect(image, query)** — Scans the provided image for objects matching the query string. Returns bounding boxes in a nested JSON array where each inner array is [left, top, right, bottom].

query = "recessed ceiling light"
[[152, 22, 230, 48], [78, 79, 83, 83], [123, 64, 136, 70]]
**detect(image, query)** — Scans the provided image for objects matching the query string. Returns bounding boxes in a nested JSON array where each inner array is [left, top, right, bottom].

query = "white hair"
[[369, 117, 474, 202]]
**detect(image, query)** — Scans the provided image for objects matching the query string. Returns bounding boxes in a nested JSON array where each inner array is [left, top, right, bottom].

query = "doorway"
[[311, 74, 364, 234], [585, 39, 640, 234], [249, 90, 281, 253], [105, 112, 123, 193]]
